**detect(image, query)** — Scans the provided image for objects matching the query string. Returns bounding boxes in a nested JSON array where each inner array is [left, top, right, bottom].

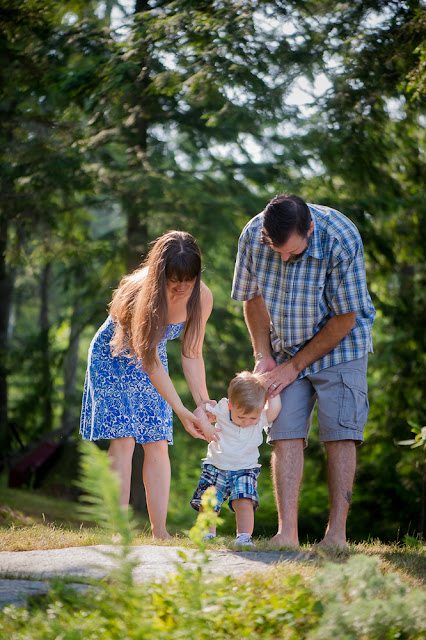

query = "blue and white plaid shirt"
[[231, 204, 376, 378]]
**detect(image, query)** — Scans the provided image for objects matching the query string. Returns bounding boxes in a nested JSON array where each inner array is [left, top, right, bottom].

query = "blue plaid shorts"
[[190, 463, 261, 513]]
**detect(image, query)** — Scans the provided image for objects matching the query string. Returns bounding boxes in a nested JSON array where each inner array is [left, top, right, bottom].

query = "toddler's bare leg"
[[232, 498, 254, 535]]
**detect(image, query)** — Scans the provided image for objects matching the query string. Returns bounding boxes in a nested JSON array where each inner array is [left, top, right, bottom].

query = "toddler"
[[190, 371, 281, 547]]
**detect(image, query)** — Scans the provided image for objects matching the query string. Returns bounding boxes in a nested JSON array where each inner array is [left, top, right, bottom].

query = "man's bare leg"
[[317, 439, 356, 549], [269, 438, 304, 548]]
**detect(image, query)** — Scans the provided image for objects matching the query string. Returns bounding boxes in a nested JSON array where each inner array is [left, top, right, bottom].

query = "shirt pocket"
[[289, 285, 325, 344], [339, 370, 369, 429]]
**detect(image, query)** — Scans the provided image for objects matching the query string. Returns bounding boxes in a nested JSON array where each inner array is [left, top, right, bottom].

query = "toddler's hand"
[[199, 399, 217, 423], [254, 356, 277, 375], [194, 406, 220, 443], [198, 421, 220, 443]]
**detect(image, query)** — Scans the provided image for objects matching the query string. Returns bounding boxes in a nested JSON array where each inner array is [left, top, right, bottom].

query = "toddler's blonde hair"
[[227, 371, 268, 413]]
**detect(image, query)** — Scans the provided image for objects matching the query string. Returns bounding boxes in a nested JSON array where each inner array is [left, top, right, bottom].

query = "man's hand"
[[264, 359, 299, 398]]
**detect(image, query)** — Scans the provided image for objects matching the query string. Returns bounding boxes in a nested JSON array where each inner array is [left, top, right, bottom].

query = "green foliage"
[[0, 0, 123, 451], [2, 0, 425, 544], [397, 421, 426, 540], [399, 422, 426, 450], [188, 486, 222, 547], [310, 555, 426, 640], [76, 440, 139, 584], [77, 440, 137, 544], [0, 569, 318, 639], [1, 443, 426, 638]]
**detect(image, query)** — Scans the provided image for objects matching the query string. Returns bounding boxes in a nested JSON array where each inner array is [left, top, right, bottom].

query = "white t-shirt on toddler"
[[202, 398, 271, 471]]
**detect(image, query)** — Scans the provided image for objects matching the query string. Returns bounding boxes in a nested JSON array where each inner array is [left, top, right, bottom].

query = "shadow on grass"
[[286, 541, 426, 586], [380, 547, 426, 584]]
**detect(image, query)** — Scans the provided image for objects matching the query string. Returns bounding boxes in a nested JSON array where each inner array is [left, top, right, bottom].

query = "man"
[[231, 193, 375, 549]]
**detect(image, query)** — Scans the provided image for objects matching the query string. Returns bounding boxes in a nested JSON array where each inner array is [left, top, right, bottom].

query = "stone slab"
[[0, 544, 310, 609]]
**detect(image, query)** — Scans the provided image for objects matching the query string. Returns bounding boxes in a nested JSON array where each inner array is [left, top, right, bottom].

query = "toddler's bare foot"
[[269, 533, 299, 550]]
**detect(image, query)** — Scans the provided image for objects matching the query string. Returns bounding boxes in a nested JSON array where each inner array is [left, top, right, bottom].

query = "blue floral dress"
[[79, 315, 184, 444]]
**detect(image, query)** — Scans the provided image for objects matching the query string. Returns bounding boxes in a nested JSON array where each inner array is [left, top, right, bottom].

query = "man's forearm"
[[243, 296, 272, 357], [265, 310, 358, 396], [291, 312, 357, 374]]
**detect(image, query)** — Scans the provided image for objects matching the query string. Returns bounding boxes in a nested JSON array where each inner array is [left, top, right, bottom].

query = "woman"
[[80, 231, 216, 539]]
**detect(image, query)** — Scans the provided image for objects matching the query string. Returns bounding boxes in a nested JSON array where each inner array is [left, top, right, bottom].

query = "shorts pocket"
[[339, 370, 369, 429]]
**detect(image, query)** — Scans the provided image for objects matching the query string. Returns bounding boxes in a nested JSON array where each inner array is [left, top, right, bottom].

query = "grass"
[[0, 487, 95, 529]]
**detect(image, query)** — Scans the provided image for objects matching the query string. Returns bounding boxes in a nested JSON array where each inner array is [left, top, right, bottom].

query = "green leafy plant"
[[398, 421, 426, 541], [309, 555, 426, 640], [188, 487, 222, 544], [76, 440, 138, 583], [399, 422, 426, 450]]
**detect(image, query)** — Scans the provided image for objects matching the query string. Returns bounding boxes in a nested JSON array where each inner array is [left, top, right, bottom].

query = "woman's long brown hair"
[[109, 231, 202, 372]]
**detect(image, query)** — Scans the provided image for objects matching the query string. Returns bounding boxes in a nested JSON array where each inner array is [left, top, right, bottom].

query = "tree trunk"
[[60, 302, 82, 436], [422, 453, 426, 540], [0, 215, 13, 469], [127, 0, 150, 514], [39, 262, 53, 432]]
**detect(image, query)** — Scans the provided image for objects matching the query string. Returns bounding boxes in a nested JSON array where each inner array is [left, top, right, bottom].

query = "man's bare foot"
[[312, 534, 348, 551], [269, 533, 299, 550]]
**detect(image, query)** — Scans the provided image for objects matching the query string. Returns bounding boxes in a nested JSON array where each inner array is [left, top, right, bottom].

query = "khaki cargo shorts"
[[266, 355, 369, 447]]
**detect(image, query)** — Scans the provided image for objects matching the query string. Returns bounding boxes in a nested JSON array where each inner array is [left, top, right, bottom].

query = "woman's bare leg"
[[142, 440, 172, 540], [108, 437, 136, 509]]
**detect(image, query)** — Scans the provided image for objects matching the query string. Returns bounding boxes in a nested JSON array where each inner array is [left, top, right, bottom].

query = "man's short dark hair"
[[261, 194, 311, 247]]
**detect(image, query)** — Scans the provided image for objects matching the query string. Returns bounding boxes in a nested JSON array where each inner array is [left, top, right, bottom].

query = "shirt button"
[[283, 315, 287, 318], [319, 287, 323, 290], [285, 289, 289, 293]]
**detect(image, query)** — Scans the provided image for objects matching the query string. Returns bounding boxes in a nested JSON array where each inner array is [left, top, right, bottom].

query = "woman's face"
[[166, 277, 197, 298]]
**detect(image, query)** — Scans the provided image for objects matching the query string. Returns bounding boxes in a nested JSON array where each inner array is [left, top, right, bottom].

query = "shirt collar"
[[305, 207, 323, 260]]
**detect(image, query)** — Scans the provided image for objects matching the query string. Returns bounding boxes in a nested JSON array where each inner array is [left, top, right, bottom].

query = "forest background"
[[0, 0, 424, 544]]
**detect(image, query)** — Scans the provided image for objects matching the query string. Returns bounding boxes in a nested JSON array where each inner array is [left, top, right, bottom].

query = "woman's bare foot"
[[152, 529, 173, 541], [111, 533, 123, 543]]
